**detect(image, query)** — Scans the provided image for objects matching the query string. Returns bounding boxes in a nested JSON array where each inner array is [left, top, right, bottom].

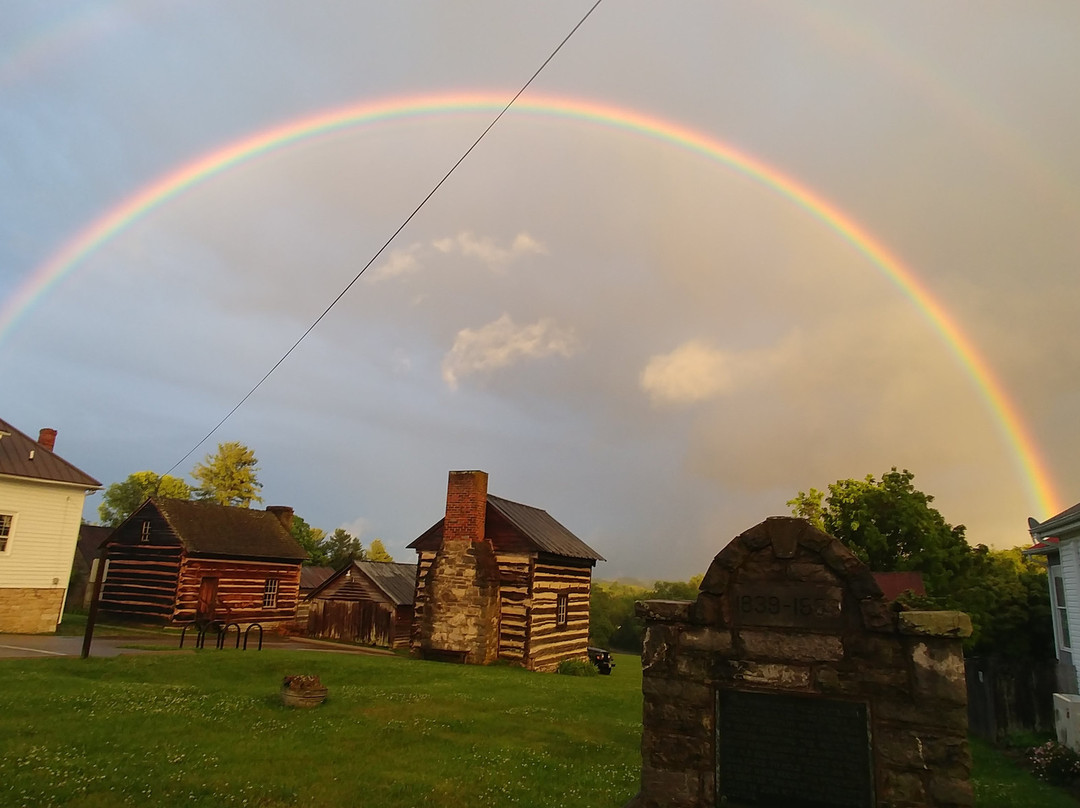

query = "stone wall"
[[629, 516, 973, 808], [0, 587, 64, 633]]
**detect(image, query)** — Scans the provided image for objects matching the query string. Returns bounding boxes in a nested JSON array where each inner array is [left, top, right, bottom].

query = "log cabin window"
[[140, 520, 151, 543], [0, 513, 12, 552], [556, 593, 568, 627], [263, 578, 279, 608]]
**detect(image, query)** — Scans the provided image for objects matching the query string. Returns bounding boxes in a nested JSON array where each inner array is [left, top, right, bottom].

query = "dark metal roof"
[[406, 494, 604, 563], [488, 495, 605, 562], [75, 524, 113, 566], [0, 417, 100, 489], [299, 565, 336, 590], [151, 498, 308, 561], [352, 561, 417, 606]]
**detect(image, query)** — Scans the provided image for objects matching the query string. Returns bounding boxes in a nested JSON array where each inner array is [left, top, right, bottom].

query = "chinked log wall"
[[527, 556, 591, 672], [98, 544, 182, 621], [412, 550, 592, 671], [175, 558, 301, 625]]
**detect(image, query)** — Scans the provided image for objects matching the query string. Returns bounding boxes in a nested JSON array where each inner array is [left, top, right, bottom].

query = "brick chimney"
[[265, 505, 294, 532], [37, 428, 57, 452], [418, 470, 501, 665]]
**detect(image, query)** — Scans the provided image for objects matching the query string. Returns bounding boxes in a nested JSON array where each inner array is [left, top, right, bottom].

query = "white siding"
[[1062, 538, 1080, 691], [0, 477, 88, 590]]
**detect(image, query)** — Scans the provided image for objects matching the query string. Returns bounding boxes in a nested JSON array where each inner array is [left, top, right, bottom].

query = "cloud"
[[432, 230, 545, 267], [339, 517, 371, 539], [442, 314, 578, 389], [369, 244, 422, 281], [640, 337, 799, 406]]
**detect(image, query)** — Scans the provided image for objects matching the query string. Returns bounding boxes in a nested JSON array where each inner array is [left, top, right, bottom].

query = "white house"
[[0, 418, 100, 633], [1025, 502, 1080, 694]]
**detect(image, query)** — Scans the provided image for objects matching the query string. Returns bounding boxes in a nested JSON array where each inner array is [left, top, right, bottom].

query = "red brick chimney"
[[37, 428, 57, 452], [444, 470, 488, 543], [265, 505, 295, 532]]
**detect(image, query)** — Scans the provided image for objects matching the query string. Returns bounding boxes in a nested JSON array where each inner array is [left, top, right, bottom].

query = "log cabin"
[[408, 470, 604, 672], [99, 498, 307, 628], [305, 560, 416, 649]]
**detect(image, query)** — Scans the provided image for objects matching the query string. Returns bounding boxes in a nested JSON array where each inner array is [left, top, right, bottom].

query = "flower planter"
[[281, 674, 327, 707], [280, 686, 328, 708]]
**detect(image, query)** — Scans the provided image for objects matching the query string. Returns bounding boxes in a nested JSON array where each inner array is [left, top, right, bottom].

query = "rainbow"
[[0, 90, 1060, 517]]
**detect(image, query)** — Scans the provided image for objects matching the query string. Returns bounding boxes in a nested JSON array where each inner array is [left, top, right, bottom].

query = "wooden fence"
[[965, 657, 1059, 741]]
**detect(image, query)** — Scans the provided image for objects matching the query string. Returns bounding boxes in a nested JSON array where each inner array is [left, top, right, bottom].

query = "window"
[[140, 520, 151, 543], [556, 593, 569, 627], [0, 513, 12, 552], [263, 579, 279, 608], [1052, 566, 1071, 653]]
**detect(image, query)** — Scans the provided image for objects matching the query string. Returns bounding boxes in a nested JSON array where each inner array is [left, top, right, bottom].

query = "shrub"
[[556, 659, 598, 677], [1029, 740, 1080, 785]]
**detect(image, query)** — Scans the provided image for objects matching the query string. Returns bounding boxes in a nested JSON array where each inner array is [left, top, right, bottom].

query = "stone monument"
[[626, 516, 973, 808]]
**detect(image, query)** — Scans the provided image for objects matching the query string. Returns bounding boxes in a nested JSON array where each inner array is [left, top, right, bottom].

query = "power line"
[[166, 1, 604, 476]]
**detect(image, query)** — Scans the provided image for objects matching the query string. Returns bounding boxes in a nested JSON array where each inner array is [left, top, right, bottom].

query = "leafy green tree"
[[790, 468, 1052, 659], [789, 468, 969, 594], [291, 515, 328, 566], [325, 528, 364, 569], [367, 539, 393, 562], [98, 471, 192, 526], [191, 442, 262, 507]]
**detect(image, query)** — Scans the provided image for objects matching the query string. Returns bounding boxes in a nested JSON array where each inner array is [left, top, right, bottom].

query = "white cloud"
[[369, 244, 422, 281], [339, 517, 371, 539], [433, 230, 545, 267], [442, 314, 578, 389], [640, 336, 800, 406]]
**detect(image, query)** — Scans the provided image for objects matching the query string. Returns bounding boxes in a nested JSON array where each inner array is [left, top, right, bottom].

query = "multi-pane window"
[[1052, 567, 1071, 653], [0, 513, 12, 552], [263, 579, 279, 608], [556, 593, 569, 627], [140, 520, 151, 543]]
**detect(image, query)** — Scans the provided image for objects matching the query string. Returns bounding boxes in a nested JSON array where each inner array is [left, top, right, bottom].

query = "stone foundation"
[[0, 587, 65, 633], [630, 516, 974, 808]]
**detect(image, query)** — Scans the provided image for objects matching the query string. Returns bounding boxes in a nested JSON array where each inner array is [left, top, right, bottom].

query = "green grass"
[[2, 647, 1075, 807], [0, 650, 642, 807], [971, 737, 1079, 807]]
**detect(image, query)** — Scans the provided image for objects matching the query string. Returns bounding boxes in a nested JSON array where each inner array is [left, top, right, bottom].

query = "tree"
[[367, 539, 393, 562], [325, 528, 364, 569], [98, 471, 192, 526], [291, 515, 328, 566], [191, 442, 262, 507], [789, 468, 969, 594], [789, 468, 1053, 660]]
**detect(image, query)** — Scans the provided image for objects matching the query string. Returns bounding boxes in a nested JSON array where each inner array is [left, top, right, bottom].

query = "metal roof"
[[487, 494, 605, 562], [0, 417, 100, 489], [352, 561, 417, 606]]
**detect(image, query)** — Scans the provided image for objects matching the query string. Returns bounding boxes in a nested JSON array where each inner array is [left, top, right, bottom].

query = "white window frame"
[[0, 512, 15, 553], [262, 578, 279, 608], [556, 592, 569, 627], [1051, 564, 1071, 654]]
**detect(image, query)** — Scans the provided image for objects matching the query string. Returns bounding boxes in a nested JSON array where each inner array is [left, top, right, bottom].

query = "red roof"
[[872, 571, 926, 601]]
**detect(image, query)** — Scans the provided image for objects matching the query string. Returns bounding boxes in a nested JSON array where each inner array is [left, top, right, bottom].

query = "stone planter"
[[280, 685, 328, 708]]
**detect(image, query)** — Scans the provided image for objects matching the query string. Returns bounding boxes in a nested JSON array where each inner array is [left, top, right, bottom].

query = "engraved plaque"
[[730, 582, 843, 630], [716, 689, 873, 808]]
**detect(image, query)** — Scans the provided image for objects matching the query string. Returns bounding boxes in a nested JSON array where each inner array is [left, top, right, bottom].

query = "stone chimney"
[[265, 505, 294, 532], [37, 428, 57, 452], [419, 470, 501, 664]]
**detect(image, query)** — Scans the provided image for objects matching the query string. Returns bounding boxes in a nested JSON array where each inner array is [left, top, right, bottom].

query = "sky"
[[2, 1, 1078, 581]]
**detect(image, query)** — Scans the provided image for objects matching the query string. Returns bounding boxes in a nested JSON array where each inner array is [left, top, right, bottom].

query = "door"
[[197, 577, 219, 621]]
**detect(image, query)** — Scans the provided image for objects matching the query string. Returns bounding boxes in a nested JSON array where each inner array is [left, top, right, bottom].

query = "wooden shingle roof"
[[0, 417, 100, 489], [152, 498, 307, 562]]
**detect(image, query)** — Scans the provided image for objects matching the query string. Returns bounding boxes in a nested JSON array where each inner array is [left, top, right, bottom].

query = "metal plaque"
[[716, 689, 873, 808]]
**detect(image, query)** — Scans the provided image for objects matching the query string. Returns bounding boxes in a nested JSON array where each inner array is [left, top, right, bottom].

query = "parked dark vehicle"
[[588, 646, 615, 675]]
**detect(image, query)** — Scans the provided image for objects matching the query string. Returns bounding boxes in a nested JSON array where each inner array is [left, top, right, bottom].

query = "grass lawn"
[[1, 646, 1076, 807], [0, 649, 642, 808]]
